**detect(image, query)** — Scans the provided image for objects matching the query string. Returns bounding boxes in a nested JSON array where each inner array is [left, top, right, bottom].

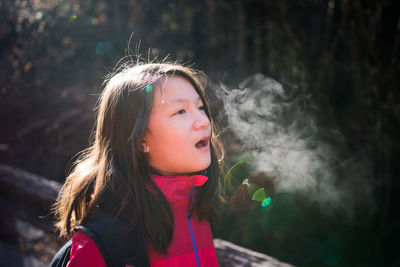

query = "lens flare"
[[261, 197, 272, 208], [146, 85, 153, 92], [252, 188, 265, 201], [226, 161, 274, 210], [252, 188, 272, 209], [224, 160, 250, 187]]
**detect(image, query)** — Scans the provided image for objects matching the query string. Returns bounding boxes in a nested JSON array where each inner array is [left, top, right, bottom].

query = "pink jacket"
[[148, 173, 219, 266], [68, 173, 219, 267]]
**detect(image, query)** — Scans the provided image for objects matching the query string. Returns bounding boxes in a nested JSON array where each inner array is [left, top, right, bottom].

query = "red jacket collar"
[[151, 173, 208, 202]]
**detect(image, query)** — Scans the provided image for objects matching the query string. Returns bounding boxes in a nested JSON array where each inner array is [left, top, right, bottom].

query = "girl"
[[52, 62, 225, 266]]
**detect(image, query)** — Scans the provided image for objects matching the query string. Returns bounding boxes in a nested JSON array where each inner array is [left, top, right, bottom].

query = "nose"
[[193, 110, 210, 130]]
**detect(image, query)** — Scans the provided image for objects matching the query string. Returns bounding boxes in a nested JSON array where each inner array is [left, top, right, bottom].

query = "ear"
[[142, 130, 150, 153], [142, 141, 150, 153]]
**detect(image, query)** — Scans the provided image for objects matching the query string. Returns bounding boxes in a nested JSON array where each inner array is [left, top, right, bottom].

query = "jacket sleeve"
[[67, 230, 106, 267]]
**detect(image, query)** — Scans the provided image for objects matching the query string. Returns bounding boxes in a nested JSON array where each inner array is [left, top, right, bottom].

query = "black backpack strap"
[[76, 211, 150, 267], [49, 239, 72, 267]]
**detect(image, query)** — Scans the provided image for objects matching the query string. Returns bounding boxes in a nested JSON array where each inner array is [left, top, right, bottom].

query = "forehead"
[[153, 76, 202, 106]]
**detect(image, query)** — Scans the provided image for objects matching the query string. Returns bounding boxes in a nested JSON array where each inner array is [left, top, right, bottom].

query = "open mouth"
[[195, 136, 210, 149]]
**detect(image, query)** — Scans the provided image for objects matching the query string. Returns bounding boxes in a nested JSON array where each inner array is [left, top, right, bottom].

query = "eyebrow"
[[168, 96, 201, 104]]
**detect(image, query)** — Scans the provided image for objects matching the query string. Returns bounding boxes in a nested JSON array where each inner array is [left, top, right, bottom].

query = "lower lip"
[[196, 143, 210, 151]]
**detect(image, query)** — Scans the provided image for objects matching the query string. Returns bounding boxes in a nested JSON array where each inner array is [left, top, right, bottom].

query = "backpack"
[[50, 239, 72, 267], [50, 211, 150, 267]]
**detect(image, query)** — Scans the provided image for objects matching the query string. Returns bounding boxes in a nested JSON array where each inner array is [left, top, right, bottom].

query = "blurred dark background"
[[1, 0, 399, 266]]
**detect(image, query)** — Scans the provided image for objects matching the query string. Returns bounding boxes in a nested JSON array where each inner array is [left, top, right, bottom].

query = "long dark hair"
[[53, 62, 225, 254]]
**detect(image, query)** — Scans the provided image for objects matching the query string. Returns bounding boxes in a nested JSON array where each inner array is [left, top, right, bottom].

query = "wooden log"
[[0, 164, 61, 212], [0, 164, 61, 233], [214, 239, 294, 267]]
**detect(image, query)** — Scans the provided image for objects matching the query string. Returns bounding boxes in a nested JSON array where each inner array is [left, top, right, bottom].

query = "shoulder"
[[67, 230, 106, 267], [75, 211, 151, 267]]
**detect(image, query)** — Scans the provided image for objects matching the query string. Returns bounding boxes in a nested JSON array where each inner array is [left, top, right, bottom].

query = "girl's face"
[[144, 76, 211, 175]]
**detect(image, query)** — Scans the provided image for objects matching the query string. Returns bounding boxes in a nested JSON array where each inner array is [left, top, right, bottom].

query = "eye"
[[199, 105, 206, 111], [175, 109, 186, 115]]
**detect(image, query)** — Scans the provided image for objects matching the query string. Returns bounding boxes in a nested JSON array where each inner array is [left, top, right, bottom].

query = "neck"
[[149, 167, 207, 177]]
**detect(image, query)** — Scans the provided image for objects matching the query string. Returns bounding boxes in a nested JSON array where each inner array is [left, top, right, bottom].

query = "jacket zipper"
[[187, 185, 201, 267]]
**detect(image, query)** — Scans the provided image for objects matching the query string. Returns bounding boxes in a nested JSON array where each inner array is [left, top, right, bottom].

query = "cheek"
[[164, 127, 188, 149], [150, 124, 187, 151], [146, 114, 195, 159]]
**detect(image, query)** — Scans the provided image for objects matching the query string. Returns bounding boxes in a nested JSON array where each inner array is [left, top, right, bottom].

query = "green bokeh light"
[[252, 188, 266, 202], [261, 197, 272, 208], [251, 188, 272, 209]]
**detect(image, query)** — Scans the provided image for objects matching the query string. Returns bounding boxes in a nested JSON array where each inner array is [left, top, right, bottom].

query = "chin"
[[195, 160, 211, 173]]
